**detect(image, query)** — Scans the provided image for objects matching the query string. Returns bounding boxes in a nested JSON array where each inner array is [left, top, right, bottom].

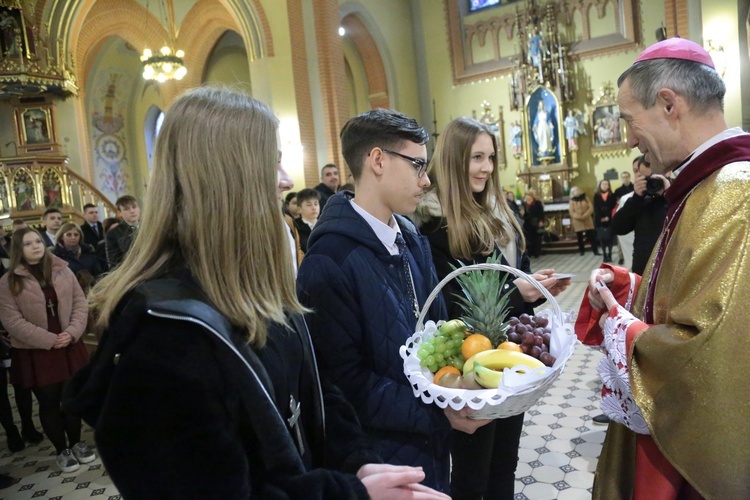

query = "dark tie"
[[395, 234, 419, 319], [92, 224, 98, 236]]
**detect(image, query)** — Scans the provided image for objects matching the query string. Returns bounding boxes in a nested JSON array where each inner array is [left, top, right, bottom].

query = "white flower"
[[600, 393, 627, 422], [598, 356, 621, 392]]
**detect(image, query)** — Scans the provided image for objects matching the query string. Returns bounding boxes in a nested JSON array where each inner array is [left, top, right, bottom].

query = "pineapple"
[[452, 253, 512, 347]]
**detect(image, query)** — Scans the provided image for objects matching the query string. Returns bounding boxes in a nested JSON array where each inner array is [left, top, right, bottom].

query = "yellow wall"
[[702, 0, 743, 129], [339, 0, 421, 118]]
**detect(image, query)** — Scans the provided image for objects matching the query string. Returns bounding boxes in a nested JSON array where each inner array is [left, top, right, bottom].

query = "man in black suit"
[[313, 163, 339, 211], [80, 203, 104, 247]]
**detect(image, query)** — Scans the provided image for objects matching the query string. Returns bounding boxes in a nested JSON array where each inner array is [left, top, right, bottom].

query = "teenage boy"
[[106, 195, 140, 268], [41, 208, 63, 247], [297, 109, 487, 493], [292, 188, 320, 253]]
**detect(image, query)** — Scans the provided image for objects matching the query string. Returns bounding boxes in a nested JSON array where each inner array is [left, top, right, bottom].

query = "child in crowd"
[[293, 188, 320, 253]]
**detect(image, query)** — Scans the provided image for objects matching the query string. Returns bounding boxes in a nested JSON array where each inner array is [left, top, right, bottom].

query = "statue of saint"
[[564, 110, 579, 150], [509, 121, 523, 156], [532, 102, 554, 156]]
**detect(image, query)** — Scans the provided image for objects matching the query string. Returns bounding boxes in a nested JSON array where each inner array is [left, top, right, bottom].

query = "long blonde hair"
[[89, 87, 304, 346], [427, 117, 525, 260]]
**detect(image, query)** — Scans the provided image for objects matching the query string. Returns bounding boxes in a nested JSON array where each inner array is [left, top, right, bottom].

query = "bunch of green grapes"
[[416, 329, 465, 373]]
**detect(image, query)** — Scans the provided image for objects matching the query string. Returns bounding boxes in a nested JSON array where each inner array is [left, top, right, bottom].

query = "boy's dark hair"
[[83, 203, 96, 211], [284, 192, 297, 205], [340, 108, 429, 180], [115, 195, 138, 211], [11, 219, 25, 226], [43, 207, 62, 218], [296, 188, 321, 204]]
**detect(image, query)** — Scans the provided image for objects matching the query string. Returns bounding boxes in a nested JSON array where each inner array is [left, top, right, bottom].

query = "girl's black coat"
[[63, 272, 378, 499]]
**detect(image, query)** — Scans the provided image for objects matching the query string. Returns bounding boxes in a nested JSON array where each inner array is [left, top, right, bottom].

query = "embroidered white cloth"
[[598, 305, 650, 435]]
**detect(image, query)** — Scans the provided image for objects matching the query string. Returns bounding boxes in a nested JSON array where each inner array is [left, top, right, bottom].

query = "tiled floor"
[[0, 251, 608, 499]]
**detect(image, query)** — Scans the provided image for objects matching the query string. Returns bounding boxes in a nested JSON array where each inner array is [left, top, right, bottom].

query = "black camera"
[[645, 176, 664, 195]]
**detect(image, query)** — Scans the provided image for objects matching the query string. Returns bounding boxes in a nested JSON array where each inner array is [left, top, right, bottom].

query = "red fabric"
[[634, 434, 704, 500], [11, 341, 89, 389], [574, 264, 639, 345]]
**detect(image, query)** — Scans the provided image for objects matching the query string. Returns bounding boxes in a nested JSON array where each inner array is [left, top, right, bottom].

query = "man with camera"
[[610, 155, 669, 275]]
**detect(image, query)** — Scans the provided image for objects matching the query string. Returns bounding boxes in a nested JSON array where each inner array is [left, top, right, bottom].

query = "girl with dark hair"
[[0, 228, 93, 473]]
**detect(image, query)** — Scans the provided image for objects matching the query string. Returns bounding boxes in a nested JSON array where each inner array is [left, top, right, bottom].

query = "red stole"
[[643, 134, 750, 323]]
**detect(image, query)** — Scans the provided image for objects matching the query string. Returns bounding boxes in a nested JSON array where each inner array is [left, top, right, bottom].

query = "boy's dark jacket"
[[63, 273, 378, 499], [297, 192, 451, 491]]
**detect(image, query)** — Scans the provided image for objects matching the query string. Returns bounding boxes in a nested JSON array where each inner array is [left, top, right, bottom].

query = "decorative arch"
[[340, 13, 389, 109]]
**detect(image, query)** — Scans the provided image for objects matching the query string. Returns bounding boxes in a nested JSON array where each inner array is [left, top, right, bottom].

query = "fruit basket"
[[399, 263, 578, 419]]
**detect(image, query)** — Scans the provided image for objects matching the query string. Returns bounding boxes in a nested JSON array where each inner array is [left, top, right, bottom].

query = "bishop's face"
[[618, 79, 680, 174]]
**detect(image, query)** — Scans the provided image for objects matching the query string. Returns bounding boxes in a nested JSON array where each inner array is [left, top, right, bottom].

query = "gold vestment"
[[594, 162, 750, 499]]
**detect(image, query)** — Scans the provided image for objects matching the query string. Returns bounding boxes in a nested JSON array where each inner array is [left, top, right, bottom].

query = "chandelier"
[[140, 47, 186, 82], [140, 0, 186, 82]]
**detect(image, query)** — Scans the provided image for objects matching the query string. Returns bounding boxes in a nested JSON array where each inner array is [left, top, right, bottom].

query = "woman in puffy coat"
[[0, 228, 94, 473], [53, 222, 104, 290], [568, 186, 599, 256]]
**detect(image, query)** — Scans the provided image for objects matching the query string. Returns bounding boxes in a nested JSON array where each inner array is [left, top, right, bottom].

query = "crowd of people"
[[0, 37, 746, 498]]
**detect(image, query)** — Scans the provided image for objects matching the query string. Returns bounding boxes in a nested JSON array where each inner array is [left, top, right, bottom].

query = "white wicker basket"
[[399, 263, 578, 419]]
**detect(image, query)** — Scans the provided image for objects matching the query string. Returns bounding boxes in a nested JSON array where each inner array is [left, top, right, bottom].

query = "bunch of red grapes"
[[506, 313, 556, 367]]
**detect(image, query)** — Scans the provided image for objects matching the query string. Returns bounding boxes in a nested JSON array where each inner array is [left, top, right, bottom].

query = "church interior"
[[0, 0, 748, 497]]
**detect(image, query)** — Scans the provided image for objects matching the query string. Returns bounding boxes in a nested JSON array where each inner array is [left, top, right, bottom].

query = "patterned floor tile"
[[0, 253, 606, 499]]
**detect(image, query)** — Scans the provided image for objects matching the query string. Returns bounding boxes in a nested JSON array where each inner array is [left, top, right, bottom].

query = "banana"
[[472, 349, 546, 389], [462, 353, 477, 376]]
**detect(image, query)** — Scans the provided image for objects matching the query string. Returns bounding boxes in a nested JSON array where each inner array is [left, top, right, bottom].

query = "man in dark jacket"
[[610, 157, 670, 275], [80, 203, 104, 248], [297, 109, 486, 493], [314, 163, 339, 211], [106, 195, 140, 269]]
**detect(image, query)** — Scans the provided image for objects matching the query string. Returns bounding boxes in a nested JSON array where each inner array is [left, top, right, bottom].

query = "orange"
[[461, 333, 493, 360], [498, 341, 523, 352], [433, 366, 461, 384]]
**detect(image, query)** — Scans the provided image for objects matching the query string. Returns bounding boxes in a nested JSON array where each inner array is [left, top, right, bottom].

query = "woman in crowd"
[[0, 228, 94, 473], [53, 222, 104, 290], [414, 117, 568, 500], [522, 190, 545, 258], [568, 186, 599, 256], [64, 87, 448, 499], [593, 179, 617, 262]]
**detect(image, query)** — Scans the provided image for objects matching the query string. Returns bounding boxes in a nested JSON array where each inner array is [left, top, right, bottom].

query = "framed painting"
[[15, 104, 56, 148], [590, 87, 628, 157]]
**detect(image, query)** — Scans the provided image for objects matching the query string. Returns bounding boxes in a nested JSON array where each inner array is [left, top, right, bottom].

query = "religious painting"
[[590, 87, 628, 157], [525, 86, 562, 167], [20, 108, 52, 145], [41, 169, 63, 208], [11, 168, 36, 212]]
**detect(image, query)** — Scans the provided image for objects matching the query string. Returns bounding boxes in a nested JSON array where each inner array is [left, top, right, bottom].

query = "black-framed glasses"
[[381, 148, 428, 178]]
